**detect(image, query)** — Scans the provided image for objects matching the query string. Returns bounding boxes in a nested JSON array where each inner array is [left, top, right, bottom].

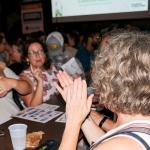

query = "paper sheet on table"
[[61, 57, 83, 76], [13, 103, 63, 123], [55, 113, 66, 123]]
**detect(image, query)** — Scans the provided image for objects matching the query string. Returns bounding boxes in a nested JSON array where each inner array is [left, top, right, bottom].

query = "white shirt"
[[0, 67, 20, 124]]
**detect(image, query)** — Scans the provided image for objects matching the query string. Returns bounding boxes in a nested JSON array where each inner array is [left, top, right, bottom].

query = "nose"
[[34, 53, 42, 59], [34, 51, 43, 57], [35, 53, 40, 56]]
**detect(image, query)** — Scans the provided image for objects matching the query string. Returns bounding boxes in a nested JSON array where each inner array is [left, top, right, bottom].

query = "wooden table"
[[0, 96, 66, 150]]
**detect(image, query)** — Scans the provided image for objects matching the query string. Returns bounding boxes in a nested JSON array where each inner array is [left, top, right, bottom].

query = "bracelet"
[[99, 116, 107, 128]]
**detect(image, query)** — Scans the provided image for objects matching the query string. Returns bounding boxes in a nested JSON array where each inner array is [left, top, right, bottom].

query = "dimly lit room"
[[0, 0, 150, 149]]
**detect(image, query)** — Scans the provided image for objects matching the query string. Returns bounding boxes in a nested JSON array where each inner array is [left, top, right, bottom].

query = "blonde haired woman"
[[56, 31, 150, 150]]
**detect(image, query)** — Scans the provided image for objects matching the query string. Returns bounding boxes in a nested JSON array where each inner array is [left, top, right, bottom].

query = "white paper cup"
[[8, 124, 27, 150]]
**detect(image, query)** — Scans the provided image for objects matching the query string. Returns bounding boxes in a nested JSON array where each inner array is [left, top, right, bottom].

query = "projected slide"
[[51, 0, 148, 17]]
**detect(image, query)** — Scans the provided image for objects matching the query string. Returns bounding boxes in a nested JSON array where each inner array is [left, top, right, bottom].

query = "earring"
[[26, 60, 30, 66]]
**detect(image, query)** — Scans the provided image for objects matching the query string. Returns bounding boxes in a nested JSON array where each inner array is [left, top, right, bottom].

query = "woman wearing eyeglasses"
[[20, 40, 58, 107]]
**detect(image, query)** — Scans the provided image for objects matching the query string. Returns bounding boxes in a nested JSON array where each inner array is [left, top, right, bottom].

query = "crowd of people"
[[0, 24, 150, 150], [57, 31, 150, 150], [0, 27, 99, 124]]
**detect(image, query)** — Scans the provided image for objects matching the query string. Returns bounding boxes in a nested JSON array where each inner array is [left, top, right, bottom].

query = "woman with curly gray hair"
[[56, 31, 150, 150]]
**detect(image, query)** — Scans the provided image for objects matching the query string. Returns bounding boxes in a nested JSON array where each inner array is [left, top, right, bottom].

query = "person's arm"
[[59, 114, 105, 149], [56, 72, 93, 150], [90, 111, 115, 132], [21, 68, 43, 107], [11, 77, 32, 95], [58, 119, 81, 150], [0, 76, 32, 97], [81, 116, 105, 145], [0, 65, 32, 97], [21, 78, 43, 107]]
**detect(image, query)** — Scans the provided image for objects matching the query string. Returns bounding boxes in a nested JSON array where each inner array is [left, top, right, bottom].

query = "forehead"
[[28, 42, 42, 51], [12, 44, 18, 49]]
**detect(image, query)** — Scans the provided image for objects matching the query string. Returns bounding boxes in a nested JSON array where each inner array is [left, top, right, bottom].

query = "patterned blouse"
[[21, 66, 58, 102]]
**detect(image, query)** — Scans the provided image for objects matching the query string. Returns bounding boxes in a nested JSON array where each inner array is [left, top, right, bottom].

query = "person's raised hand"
[[65, 77, 93, 125], [30, 65, 43, 83], [55, 71, 73, 101]]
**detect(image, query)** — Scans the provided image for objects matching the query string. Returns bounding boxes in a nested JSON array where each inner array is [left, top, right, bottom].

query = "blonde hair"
[[92, 31, 150, 115]]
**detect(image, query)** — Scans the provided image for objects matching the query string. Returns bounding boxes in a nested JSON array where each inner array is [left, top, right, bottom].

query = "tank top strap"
[[121, 132, 150, 150], [90, 122, 150, 150]]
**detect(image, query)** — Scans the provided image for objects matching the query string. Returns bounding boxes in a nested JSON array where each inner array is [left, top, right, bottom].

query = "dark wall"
[[49, 19, 150, 34], [42, 0, 52, 34], [0, 0, 7, 33], [1, 0, 150, 38], [0, 0, 22, 41]]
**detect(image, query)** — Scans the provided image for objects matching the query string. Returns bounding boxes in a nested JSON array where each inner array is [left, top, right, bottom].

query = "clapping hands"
[[56, 71, 93, 125]]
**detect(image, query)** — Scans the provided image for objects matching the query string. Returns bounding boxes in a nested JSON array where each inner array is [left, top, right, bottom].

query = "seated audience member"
[[9, 41, 26, 75], [46, 31, 66, 70], [63, 31, 79, 59], [46, 31, 85, 79], [20, 40, 58, 107], [56, 31, 150, 150], [0, 61, 32, 124], [75, 33, 97, 84], [75, 34, 93, 72], [0, 35, 9, 65]]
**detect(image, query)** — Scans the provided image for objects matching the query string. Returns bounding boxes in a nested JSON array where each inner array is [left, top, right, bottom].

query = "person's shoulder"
[[3, 67, 19, 79], [93, 135, 143, 150], [20, 69, 32, 79]]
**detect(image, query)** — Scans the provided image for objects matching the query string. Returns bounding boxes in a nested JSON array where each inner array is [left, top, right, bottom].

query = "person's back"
[[90, 120, 150, 150]]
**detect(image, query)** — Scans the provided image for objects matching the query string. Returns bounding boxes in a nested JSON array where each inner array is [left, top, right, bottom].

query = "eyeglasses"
[[28, 50, 44, 56]]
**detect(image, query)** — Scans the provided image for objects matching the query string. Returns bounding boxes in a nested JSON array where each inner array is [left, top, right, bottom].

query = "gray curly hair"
[[92, 31, 150, 115]]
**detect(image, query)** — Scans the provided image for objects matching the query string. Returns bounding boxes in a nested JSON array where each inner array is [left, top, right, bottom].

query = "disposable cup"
[[8, 124, 27, 150]]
